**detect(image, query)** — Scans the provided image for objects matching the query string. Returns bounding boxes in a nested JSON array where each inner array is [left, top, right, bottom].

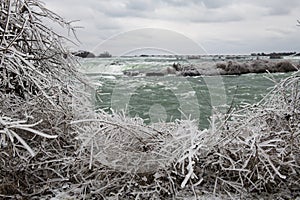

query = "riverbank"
[[122, 59, 299, 77]]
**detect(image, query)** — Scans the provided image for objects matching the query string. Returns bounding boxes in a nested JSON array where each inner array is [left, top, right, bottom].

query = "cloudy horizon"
[[43, 0, 300, 55]]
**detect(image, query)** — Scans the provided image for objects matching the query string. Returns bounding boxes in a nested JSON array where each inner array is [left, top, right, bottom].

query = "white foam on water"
[[78, 58, 126, 75], [100, 75, 117, 80]]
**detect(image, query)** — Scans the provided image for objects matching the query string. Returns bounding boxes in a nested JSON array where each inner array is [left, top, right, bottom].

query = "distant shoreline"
[[121, 59, 300, 77], [181, 59, 299, 76], [73, 50, 300, 60]]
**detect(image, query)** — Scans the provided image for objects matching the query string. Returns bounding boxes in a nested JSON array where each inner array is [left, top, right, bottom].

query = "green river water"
[[80, 57, 291, 129]]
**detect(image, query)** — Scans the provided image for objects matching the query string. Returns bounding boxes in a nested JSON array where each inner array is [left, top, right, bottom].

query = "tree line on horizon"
[[73, 50, 112, 58], [73, 50, 300, 59], [251, 51, 300, 57]]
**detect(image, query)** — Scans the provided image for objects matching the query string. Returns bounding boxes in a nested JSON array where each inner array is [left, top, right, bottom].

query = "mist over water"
[[80, 57, 290, 129]]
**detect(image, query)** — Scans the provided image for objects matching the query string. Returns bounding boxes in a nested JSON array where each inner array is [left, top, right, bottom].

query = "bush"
[[0, 0, 85, 198], [209, 72, 300, 196]]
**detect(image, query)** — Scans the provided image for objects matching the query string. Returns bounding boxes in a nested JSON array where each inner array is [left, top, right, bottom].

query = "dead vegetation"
[[216, 60, 299, 75], [0, 0, 299, 199]]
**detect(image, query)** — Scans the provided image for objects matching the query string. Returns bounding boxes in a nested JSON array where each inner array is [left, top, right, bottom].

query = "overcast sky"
[[43, 0, 300, 55]]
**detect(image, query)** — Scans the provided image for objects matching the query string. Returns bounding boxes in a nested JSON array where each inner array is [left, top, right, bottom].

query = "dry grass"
[[0, 1, 299, 199]]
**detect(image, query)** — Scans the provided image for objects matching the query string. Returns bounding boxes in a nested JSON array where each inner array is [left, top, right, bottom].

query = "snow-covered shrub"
[[0, 0, 85, 197], [208, 72, 300, 197]]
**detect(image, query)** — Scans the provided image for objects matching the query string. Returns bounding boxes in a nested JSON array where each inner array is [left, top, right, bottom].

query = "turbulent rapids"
[[80, 57, 295, 127], [80, 56, 300, 77]]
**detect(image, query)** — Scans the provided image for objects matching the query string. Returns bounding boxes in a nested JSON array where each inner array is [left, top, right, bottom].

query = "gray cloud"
[[244, 0, 300, 16], [126, 0, 156, 11], [42, 0, 300, 54], [265, 27, 294, 36], [197, 0, 234, 9], [92, 28, 205, 55]]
